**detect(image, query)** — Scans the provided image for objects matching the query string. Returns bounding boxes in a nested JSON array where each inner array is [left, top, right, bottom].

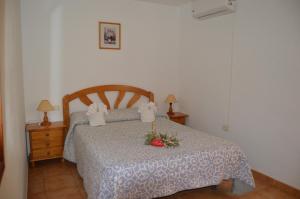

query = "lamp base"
[[167, 103, 174, 115], [40, 112, 51, 126]]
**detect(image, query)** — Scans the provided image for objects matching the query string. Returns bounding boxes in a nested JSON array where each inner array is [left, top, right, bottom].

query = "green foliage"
[[160, 133, 179, 147], [145, 132, 157, 145], [145, 132, 179, 148]]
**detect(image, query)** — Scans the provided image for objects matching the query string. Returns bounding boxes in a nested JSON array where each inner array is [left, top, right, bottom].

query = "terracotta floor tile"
[[72, 170, 84, 186], [44, 174, 78, 191], [29, 174, 44, 185], [29, 167, 44, 176], [43, 163, 73, 177], [46, 187, 83, 199], [78, 186, 88, 199], [253, 179, 269, 191], [258, 186, 299, 199], [237, 192, 264, 199], [28, 192, 48, 199], [160, 187, 233, 199], [28, 178, 45, 195], [69, 165, 79, 175]]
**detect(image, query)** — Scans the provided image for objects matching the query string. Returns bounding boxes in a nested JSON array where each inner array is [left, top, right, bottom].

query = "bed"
[[62, 85, 255, 199]]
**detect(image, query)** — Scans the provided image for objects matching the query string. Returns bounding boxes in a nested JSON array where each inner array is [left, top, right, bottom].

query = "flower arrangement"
[[139, 102, 179, 148], [145, 132, 179, 148]]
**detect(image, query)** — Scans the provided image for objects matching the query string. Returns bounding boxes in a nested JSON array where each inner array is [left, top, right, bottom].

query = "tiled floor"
[[28, 159, 298, 199]]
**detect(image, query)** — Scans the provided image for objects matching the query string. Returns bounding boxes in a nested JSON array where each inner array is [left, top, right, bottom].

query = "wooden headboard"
[[63, 85, 154, 130]]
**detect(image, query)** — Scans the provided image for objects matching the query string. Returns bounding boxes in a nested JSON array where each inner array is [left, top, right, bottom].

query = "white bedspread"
[[64, 114, 255, 199]]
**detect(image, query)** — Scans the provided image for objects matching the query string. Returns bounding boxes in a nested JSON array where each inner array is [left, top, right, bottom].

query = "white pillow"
[[86, 103, 108, 126], [138, 102, 157, 123], [88, 112, 106, 126]]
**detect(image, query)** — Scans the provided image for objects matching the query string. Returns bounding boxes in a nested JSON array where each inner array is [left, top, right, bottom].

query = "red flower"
[[150, 138, 164, 147]]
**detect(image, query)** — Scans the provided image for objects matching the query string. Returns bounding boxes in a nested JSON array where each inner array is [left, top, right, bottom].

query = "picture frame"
[[99, 22, 121, 50]]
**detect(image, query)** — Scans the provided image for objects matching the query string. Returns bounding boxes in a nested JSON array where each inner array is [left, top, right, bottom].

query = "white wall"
[[21, 0, 300, 191], [179, 0, 300, 189], [0, 0, 27, 198], [22, 0, 181, 122]]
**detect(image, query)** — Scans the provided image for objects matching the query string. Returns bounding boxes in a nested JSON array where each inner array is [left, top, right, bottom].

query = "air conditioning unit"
[[192, 0, 236, 20]]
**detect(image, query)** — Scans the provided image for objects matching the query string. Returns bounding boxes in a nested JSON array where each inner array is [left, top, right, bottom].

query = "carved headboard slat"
[[79, 95, 93, 106], [63, 85, 154, 131], [97, 91, 111, 109], [127, 94, 141, 108], [114, 91, 125, 109]]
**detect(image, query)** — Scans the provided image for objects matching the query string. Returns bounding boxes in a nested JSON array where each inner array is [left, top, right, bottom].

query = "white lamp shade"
[[37, 100, 54, 112], [165, 94, 177, 104]]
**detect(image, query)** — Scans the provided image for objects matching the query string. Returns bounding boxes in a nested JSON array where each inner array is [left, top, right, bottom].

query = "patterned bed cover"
[[64, 114, 255, 199]]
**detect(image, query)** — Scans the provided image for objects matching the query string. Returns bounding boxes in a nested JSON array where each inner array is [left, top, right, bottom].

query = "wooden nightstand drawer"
[[168, 112, 189, 125], [31, 136, 64, 150], [31, 130, 63, 140], [26, 122, 66, 167], [31, 147, 63, 160], [171, 117, 186, 125], [31, 130, 64, 150]]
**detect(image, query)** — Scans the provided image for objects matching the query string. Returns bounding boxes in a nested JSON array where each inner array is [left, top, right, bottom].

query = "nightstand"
[[168, 112, 189, 125], [26, 122, 66, 167]]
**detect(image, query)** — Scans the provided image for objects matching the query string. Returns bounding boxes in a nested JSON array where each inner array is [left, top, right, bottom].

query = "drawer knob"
[[47, 151, 50, 155], [46, 133, 49, 136]]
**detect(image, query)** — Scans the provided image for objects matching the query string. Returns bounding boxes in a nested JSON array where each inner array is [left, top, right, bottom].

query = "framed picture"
[[99, 22, 121, 50]]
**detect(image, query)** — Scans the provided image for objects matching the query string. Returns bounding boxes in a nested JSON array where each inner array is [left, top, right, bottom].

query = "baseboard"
[[252, 169, 300, 198]]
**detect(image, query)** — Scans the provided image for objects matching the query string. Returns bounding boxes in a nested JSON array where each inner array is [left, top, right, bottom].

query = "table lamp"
[[37, 100, 54, 126], [165, 94, 176, 115]]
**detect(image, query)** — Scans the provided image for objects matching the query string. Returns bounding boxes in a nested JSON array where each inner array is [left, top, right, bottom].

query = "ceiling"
[[138, 0, 191, 6]]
